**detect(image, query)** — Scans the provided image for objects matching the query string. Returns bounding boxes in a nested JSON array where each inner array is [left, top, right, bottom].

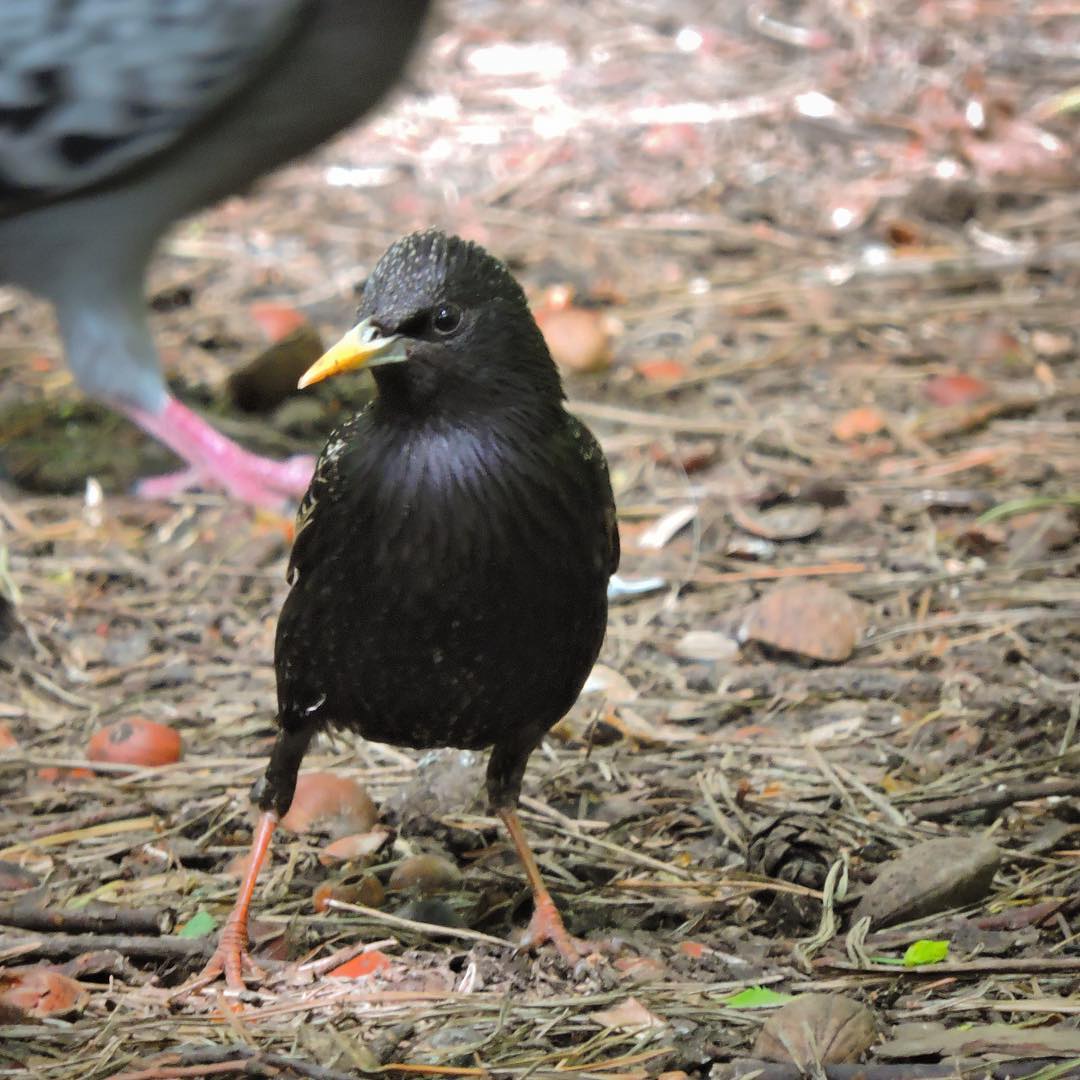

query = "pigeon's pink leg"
[[124, 397, 314, 507]]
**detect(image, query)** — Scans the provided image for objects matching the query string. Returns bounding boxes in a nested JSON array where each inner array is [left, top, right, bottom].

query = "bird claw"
[[180, 914, 267, 997], [519, 895, 592, 968]]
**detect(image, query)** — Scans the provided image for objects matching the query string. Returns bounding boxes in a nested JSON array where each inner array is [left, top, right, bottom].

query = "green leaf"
[[977, 494, 1080, 524], [902, 939, 949, 966], [177, 910, 218, 938], [721, 986, 796, 1008]]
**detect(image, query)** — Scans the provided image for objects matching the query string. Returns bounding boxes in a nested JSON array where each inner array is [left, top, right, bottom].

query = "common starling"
[[0, 0, 430, 505], [198, 230, 620, 989]]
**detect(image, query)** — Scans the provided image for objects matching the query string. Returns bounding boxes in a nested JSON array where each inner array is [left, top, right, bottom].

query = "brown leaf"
[[279, 772, 378, 837], [319, 828, 391, 866], [228, 323, 325, 412], [740, 582, 862, 662], [853, 836, 1001, 929], [592, 996, 668, 1032], [753, 993, 877, 1068], [0, 860, 39, 893], [313, 874, 385, 913], [534, 305, 613, 373], [0, 966, 88, 1018], [388, 853, 463, 895], [731, 501, 823, 541], [612, 955, 669, 984]]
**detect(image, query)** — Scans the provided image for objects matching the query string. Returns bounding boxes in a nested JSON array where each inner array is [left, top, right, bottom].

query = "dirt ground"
[[1, 2, 1078, 1078]]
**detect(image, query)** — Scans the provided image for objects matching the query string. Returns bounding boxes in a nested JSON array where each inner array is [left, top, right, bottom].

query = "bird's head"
[[298, 230, 563, 416]]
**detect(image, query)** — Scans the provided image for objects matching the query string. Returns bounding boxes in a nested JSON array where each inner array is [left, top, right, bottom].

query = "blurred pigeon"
[[0, 0, 430, 505]]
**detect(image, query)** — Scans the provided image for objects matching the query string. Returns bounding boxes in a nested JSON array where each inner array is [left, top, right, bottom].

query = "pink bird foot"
[[125, 397, 315, 507]]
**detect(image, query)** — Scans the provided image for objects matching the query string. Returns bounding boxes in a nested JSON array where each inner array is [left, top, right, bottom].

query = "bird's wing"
[[564, 414, 620, 577], [0, 0, 309, 213], [287, 421, 354, 585]]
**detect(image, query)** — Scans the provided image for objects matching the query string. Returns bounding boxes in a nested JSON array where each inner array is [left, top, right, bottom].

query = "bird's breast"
[[275, 415, 609, 750]]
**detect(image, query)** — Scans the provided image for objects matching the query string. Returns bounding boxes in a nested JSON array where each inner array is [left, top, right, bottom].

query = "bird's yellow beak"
[[297, 318, 407, 389]]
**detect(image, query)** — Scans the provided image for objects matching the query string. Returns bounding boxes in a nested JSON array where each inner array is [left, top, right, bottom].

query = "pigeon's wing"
[[0, 0, 309, 214]]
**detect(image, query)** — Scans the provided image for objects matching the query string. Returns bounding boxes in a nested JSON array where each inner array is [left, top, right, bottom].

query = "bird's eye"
[[432, 303, 462, 335]]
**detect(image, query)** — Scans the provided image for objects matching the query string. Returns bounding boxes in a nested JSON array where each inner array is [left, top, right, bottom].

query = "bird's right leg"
[[193, 809, 278, 991], [186, 726, 311, 994], [497, 805, 583, 965]]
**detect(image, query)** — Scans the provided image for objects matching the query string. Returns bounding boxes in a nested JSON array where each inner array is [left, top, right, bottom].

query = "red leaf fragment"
[[0, 967, 87, 1018], [249, 302, 309, 343], [328, 949, 391, 979], [832, 406, 887, 442], [923, 372, 991, 407]]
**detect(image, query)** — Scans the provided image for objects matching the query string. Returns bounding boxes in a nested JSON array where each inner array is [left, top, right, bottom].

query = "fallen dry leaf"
[[634, 357, 688, 382], [0, 966, 88, 1018], [279, 772, 378, 836], [228, 324, 325, 412], [613, 956, 669, 983], [313, 874, 385, 913], [582, 663, 639, 703], [754, 993, 877, 1068], [740, 582, 862, 662], [731, 501, 823, 541], [673, 630, 738, 662], [879, 1021, 1080, 1060], [388, 853, 463, 894], [319, 828, 391, 866], [592, 995, 668, 1032]]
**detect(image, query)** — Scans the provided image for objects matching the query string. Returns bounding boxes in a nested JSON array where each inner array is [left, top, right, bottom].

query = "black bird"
[[199, 230, 620, 989], [0, 0, 430, 505]]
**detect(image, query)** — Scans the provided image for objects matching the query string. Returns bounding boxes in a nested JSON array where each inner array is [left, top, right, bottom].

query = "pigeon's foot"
[[125, 397, 314, 507]]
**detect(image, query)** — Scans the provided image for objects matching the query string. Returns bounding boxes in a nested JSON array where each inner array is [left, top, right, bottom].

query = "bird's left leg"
[[496, 805, 583, 965], [488, 742, 587, 967]]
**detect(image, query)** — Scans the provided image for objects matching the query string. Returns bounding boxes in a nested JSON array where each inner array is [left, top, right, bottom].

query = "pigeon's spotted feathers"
[[0, 1, 301, 211]]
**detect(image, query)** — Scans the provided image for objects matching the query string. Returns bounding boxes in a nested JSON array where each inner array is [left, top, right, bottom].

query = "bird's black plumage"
[[259, 231, 619, 820], [195, 232, 618, 987]]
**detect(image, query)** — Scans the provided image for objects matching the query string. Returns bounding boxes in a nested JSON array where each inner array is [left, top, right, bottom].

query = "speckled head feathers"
[[360, 230, 527, 329]]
